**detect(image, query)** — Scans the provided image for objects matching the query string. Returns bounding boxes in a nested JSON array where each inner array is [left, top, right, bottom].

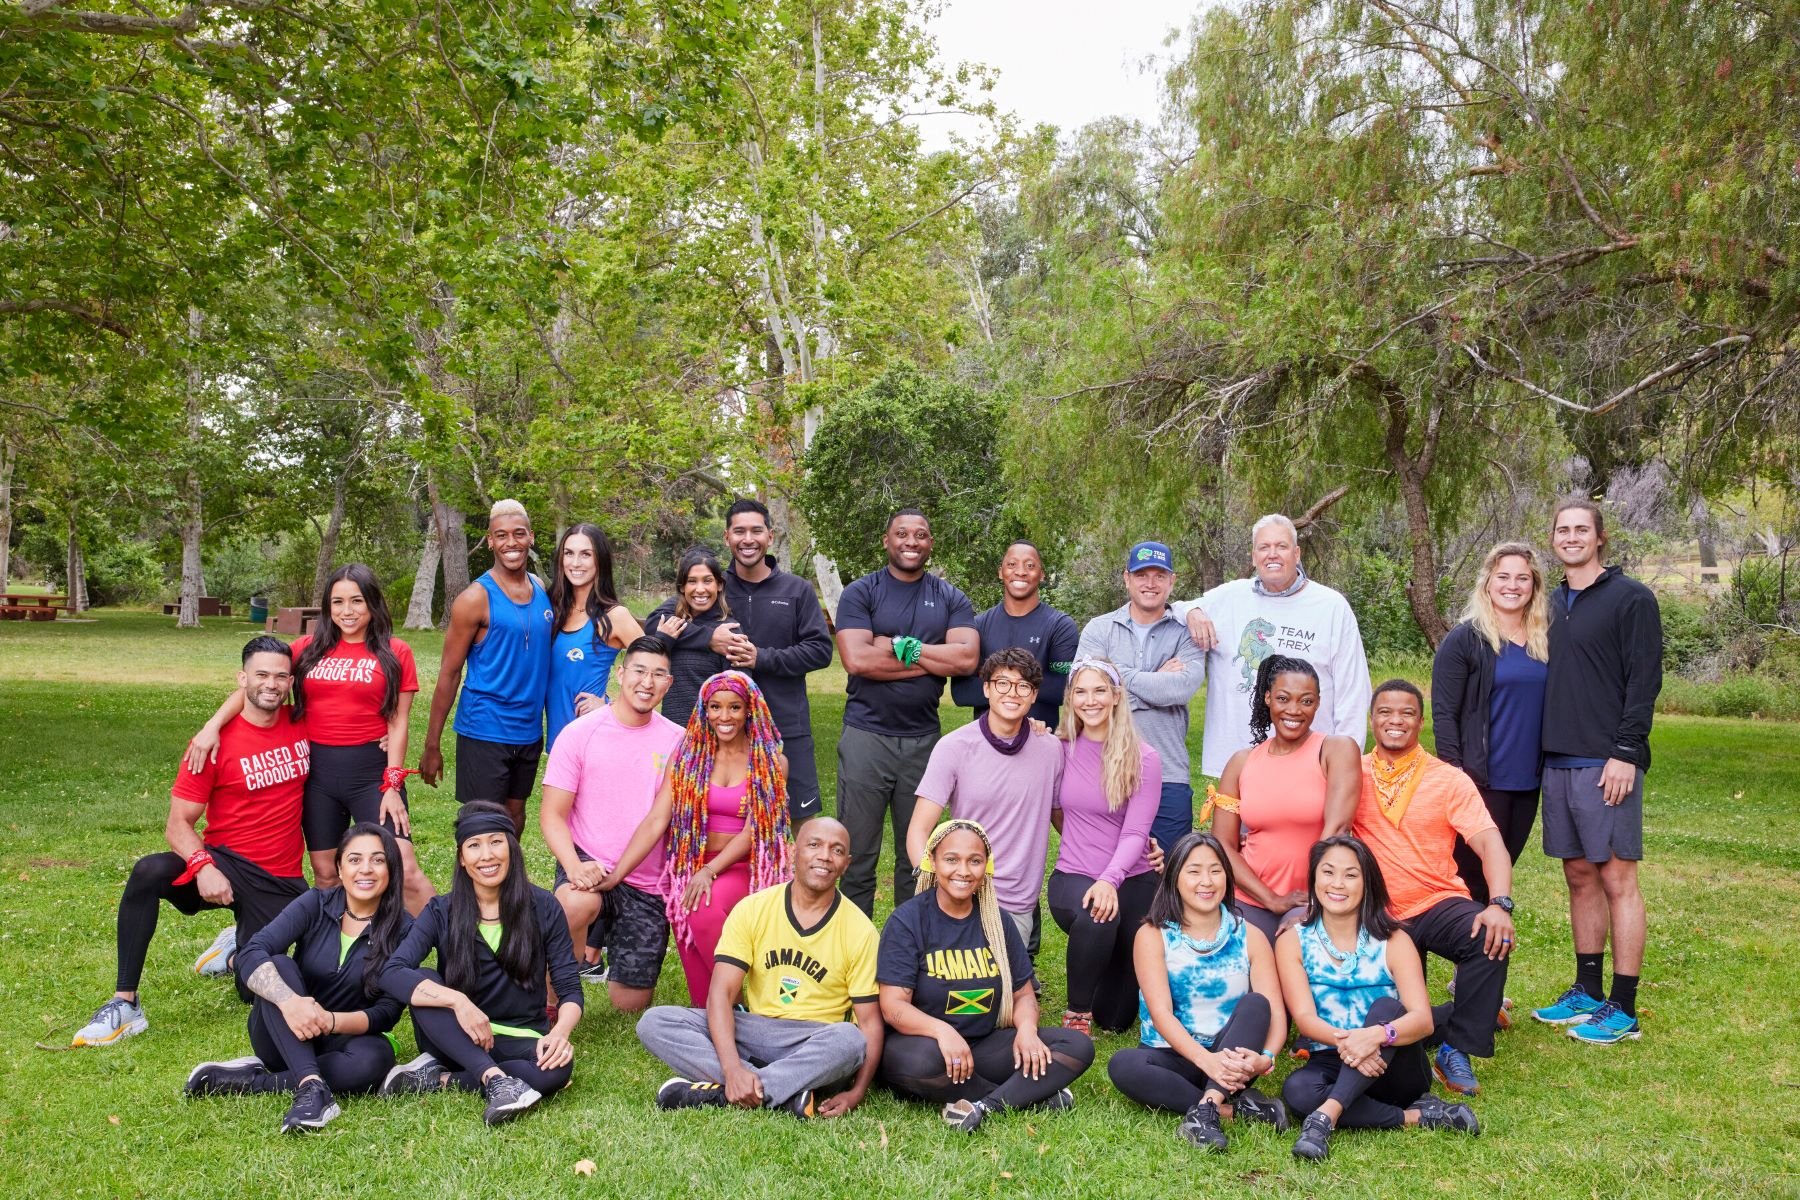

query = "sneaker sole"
[[655, 1077, 692, 1110], [73, 1016, 148, 1047], [1568, 1027, 1641, 1045], [1531, 1009, 1600, 1026], [380, 1055, 441, 1097], [1494, 999, 1514, 1032], [281, 1101, 341, 1133], [1432, 1062, 1480, 1097], [484, 1087, 543, 1126], [184, 1056, 263, 1094]]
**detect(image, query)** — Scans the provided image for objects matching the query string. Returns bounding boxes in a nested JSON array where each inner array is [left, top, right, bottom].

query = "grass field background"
[[2, 610, 1796, 1198]]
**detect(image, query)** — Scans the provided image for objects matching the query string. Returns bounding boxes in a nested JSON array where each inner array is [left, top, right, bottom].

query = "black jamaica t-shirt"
[[876, 890, 1033, 1039]]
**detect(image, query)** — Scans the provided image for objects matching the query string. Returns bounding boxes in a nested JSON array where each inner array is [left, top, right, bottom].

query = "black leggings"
[[1047, 870, 1156, 1031], [880, 1026, 1093, 1110], [245, 956, 394, 1093], [1280, 997, 1434, 1130], [1454, 786, 1538, 905], [115, 847, 303, 1001], [409, 971, 573, 1097], [1107, 992, 1272, 1112]]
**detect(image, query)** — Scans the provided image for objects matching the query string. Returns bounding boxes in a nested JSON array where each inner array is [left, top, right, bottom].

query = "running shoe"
[[185, 1056, 274, 1097], [1413, 1094, 1481, 1135], [655, 1077, 727, 1111], [281, 1078, 341, 1134], [194, 925, 237, 976], [1432, 1043, 1480, 1096], [1292, 1111, 1334, 1161], [1567, 1000, 1641, 1045], [1494, 996, 1515, 1032], [1061, 1010, 1093, 1035], [578, 957, 609, 988], [1176, 1099, 1228, 1151], [380, 1053, 446, 1097], [1231, 1086, 1290, 1132], [1532, 985, 1605, 1026], [773, 1088, 816, 1119], [481, 1074, 542, 1125], [71, 997, 147, 1048], [1034, 1087, 1076, 1113], [941, 1098, 987, 1133]]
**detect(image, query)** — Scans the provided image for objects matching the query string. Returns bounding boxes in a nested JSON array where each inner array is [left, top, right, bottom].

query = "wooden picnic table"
[[265, 606, 322, 636], [162, 597, 233, 618], [0, 593, 77, 621]]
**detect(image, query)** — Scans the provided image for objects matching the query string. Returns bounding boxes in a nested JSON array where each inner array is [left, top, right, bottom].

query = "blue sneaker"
[[1532, 985, 1604, 1026], [1432, 1043, 1479, 1096], [1567, 1000, 1641, 1045]]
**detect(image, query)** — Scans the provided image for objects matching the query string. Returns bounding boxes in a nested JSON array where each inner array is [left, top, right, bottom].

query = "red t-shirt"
[[172, 709, 310, 878], [290, 635, 419, 746]]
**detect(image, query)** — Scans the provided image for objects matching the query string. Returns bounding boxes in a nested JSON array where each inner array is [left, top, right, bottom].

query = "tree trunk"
[[311, 468, 350, 604], [178, 310, 206, 628], [1380, 387, 1450, 648], [0, 434, 13, 594], [404, 500, 441, 630], [431, 476, 470, 623], [65, 506, 87, 612], [1693, 497, 1719, 583]]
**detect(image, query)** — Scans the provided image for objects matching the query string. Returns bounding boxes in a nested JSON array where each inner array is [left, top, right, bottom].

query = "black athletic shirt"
[[1542, 565, 1663, 770], [380, 886, 583, 1034], [949, 600, 1081, 725], [237, 886, 410, 1032], [876, 890, 1033, 1040], [836, 568, 976, 739]]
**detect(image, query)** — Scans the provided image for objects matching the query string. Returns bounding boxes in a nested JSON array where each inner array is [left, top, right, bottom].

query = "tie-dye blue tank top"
[[1297, 919, 1396, 1050], [1138, 910, 1249, 1048]]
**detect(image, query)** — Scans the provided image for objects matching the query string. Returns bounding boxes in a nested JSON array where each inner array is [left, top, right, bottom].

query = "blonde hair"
[[489, 498, 529, 524], [916, 820, 1014, 1029], [1057, 660, 1144, 811], [1461, 542, 1549, 661]]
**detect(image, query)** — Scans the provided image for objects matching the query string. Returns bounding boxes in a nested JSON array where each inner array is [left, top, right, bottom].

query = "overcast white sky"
[[918, 0, 1209, 149]]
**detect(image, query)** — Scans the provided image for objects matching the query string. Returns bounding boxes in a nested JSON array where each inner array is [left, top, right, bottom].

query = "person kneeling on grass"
[[72, 636, 311, 1048], [878, 819, 1094, 1133], [1276, 835, 1480, 1162], [637, 817, 882, 1119], [185, 823, 411, 1133], [1107, 832, 1289, 1150], [377, 803, 582, 1126]]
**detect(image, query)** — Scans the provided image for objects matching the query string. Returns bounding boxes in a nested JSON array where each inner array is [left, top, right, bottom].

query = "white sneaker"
[[72, 997, 147, 1047], [194, 925, 237, 976]]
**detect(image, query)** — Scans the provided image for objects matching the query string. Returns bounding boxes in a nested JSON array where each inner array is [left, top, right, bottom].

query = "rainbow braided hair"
[[660, 670, 792, 947]]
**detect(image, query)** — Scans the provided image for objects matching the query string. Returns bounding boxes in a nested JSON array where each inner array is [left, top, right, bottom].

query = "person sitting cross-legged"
[[637, 817, 883, 1119]]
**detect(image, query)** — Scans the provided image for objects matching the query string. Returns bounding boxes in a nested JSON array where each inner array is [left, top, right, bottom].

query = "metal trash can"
[[248, 596, 269, 624]]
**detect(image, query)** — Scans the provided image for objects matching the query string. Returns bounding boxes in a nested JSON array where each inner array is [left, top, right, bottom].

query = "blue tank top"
[[453, 572, 554, 745], [545, 617, 619, 752], [1138, 911, 1249, 1047], [1296, 920, 1396, 1050]]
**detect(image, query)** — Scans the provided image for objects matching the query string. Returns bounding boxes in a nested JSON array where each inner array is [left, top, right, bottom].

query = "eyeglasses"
[[623, 666, 673, 683], [987, 679, 1038, 696]]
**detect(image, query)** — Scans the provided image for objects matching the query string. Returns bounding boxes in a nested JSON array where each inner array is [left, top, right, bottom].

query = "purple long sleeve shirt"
[[1052, 736, 1162, 886]]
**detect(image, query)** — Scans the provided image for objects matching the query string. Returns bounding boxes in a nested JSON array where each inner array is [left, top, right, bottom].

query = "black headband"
[[454, 808, 515, 843]]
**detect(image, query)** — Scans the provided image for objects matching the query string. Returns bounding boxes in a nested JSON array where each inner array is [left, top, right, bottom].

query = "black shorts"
[[555, 850, 667, 991], [303, 741, 408, 850], [160, 844, 308, 947], [455, 734, 543, 808]]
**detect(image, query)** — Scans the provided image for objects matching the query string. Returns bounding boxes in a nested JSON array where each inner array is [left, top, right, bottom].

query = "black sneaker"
[[1177, 1099, 1228, 1151], [1034, 1087, 1075, 1113], [1230, 1086, 1290, 1132], [185, 1056, 275, 1097], [941, 1098, 987, 1133], [773, 1088, 816, 1119], [1413, 1095, 1481, 1135], [655, 1077, 727, 1111], [280, 1078, 341, 1134], [481, 1073, 542, 1126], [1292, 1110, 1334, 1161], [578, 956, 609, 987], [380, 1053, 445, 1097]]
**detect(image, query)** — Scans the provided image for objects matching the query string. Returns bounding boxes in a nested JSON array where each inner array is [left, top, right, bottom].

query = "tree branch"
[[1460, 335, 1752, 416], [1292, 485, 1351, 532], [0, 298, 130, 336]]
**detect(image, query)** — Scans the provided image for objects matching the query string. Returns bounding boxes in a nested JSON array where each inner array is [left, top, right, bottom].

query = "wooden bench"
[[162, 597, 233, 618], [265, 606, 322, 636], [0, 593, 77, 621]]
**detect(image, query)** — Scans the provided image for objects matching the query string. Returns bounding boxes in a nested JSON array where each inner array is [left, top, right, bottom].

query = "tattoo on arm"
[[246, 961, 297, 1005]]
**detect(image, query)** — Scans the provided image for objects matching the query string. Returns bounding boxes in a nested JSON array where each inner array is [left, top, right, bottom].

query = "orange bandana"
[[1369, 745, 1427, 828]]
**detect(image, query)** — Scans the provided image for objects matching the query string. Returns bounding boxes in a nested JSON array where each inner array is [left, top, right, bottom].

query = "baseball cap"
[[1126, 541, 1173, 572]]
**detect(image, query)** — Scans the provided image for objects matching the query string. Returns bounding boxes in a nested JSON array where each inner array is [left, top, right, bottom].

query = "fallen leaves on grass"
[[574, 1160, 595, 1176]]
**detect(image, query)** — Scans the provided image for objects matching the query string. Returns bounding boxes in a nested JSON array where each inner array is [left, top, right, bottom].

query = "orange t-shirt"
[[1351, 752, 1497, 920]]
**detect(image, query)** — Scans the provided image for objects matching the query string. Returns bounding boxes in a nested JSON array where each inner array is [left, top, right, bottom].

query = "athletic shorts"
[[455, 733, 543, 808], [1541, 765, 1644, 863], [303, 740, 408, 850], [155, 845, 307, 946], [555, 849, 667, 990]]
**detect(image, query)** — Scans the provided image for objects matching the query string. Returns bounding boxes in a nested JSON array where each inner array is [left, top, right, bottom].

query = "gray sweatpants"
[[836, 723, 940, 915], [636, 1006, 867, 1106]]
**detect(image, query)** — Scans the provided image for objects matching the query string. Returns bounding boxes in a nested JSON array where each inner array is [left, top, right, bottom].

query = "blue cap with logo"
[[1126, 541, 1174, 572]]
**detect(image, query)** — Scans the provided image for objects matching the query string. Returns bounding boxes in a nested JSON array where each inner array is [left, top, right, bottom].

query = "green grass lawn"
[[1, 610, 1796, 1198]]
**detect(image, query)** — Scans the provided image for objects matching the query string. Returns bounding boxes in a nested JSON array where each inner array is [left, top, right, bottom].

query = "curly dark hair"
[[979, 646, 1044, 687], [1248, 654, 1320, 745]]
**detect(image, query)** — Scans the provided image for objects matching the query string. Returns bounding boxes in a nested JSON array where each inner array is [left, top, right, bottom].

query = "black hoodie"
[[1542, 565, 1663, 770], [720, 557, 835, 744]]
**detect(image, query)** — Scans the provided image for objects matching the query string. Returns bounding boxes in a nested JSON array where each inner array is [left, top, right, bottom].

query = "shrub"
[[85, 540, 162, 606]]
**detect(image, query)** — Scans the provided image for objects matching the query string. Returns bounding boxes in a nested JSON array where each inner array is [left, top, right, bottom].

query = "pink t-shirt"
[[915, 722, 1063, 914], [542, 705, 684, 894]]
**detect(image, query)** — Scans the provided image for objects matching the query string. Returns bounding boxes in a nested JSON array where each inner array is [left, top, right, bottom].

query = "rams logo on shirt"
[[566, 647, 586, 662]]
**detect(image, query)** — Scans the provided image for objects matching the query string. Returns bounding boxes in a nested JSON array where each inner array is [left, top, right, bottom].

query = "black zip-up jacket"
[[1543, 565, 1663, 770], [1431, 620, 1500, 788], [237, 886, 410, 1032], [380, 887, 582, 1034], [644, 598, 729, 728], [720, 558, 835, 742]]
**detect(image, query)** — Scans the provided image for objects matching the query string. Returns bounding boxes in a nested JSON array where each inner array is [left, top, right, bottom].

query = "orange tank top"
[[1236, 730, 1329, 906]]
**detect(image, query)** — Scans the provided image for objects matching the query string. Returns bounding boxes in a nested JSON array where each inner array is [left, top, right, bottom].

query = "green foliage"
[[83, 540, 162, 607], [1730, 556, 1794, 628], [1332, 547, 1432, 660], [797, 365, 1012, 604]]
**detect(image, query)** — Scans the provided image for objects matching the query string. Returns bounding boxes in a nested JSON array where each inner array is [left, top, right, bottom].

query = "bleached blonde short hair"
[[489, 498, 529, 524]]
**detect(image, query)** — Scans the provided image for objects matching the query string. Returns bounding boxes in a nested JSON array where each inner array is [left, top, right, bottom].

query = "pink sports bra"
[[707, 778, 749, 835]]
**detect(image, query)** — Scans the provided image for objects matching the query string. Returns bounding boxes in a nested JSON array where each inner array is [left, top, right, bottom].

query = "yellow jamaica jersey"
[[716, 883, 879, 1024]]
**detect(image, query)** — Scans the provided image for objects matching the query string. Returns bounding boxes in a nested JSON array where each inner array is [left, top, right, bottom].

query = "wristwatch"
[[1488, 895, 1515, 914]]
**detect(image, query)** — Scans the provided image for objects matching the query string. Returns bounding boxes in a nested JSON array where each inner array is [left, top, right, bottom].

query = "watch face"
[[1494, 897, 1514, 913]]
